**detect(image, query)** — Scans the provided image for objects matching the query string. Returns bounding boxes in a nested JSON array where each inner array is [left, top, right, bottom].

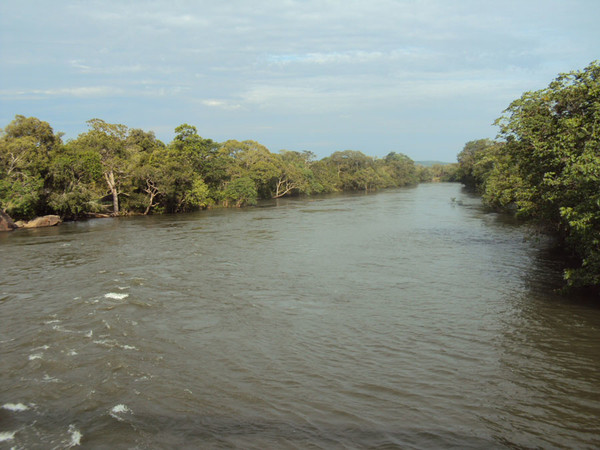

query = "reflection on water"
[[1, 183, 599, 449]]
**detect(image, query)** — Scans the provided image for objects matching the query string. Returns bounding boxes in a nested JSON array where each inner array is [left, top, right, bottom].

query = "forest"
[[0, 116, 447, 222], [456, 61, 600, 291]]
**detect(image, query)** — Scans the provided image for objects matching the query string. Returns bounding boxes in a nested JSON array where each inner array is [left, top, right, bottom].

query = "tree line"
[[0, 117, 438, 221], [456, 61, 600, 291]]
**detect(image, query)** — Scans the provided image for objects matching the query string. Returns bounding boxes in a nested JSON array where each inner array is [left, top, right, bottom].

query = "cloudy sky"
[[1, 1, 598, 161]]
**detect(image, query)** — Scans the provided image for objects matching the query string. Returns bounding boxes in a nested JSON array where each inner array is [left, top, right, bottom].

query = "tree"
[[324, 150, 374, 190], [72, 119, 130, 215], [496, 61, 600, 288], [220, 140, 278, 198], [461, 61, 600, 289], [125, 129, 166, 214], [47, 143, 103, 218], [224, 176, 258, 207], [456, 139, 498, 188], [0, 115, 61, 219], [272, 150, 314, 198], [171, 124, 221, 185], [383, 152, 418, 186]]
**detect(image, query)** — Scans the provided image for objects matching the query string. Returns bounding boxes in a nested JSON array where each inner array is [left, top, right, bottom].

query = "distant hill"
[[414, 160, 454, 167]]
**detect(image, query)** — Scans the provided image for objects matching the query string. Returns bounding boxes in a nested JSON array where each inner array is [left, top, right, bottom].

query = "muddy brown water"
[[1, 183, 599, 448]]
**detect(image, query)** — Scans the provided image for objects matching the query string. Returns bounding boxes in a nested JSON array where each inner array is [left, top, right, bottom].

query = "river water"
[[1, 183, 599, 449]]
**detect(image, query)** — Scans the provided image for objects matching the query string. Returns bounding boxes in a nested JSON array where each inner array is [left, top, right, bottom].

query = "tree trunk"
[[272, 177, 295, 198], [104, 171, 119, 215], [143, 179, 159, 215], [143, 193, 154, 215]]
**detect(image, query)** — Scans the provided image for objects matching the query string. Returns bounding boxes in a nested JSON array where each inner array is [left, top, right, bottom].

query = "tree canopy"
[[457, 61, 600, 290], [1, 116, 427, 220]]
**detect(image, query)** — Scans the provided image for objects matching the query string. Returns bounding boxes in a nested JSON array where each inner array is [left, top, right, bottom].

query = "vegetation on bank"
[[456, 61, 600, 291], [0, 116, 453, 222]]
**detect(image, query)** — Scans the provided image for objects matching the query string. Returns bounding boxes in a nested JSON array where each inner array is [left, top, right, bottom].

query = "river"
[[1, 183, 599, 449]]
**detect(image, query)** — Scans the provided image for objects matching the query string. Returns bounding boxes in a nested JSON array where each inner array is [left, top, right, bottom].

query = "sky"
[[1, 1, 598, 162]]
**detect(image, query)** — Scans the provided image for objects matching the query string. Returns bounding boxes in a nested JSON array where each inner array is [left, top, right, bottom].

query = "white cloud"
[[201, 99, 242, 110]]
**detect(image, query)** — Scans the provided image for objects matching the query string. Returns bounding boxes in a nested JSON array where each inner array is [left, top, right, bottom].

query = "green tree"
[[0, 115, 61, 218], [220, 140, 279, 198], [224, 176, 258, 207], [72, 119, 130, 215], [171, 124, 221, 185], [494, 61, 600, 288], [460, 61, 600, 289], [47, 143, 103, 218], [456, 139, 498, 188], [383, 152, 418, 186], [272, 150, 315, 198], [125, 129, 167, 214], [324, 150, 374, 190]]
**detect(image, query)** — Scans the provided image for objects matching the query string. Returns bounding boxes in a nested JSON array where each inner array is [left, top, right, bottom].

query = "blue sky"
[[1, 1, 598, 161]]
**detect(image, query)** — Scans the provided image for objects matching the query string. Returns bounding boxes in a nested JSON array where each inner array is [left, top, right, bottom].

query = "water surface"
[[1, 183, 599, 448]]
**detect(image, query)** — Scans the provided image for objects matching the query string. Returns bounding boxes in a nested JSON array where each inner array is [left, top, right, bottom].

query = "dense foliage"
[[1, 116, 427, 220], [457, 61, 600, 290]]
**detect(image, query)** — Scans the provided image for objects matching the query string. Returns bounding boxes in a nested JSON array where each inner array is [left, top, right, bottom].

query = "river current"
[[1, 183, 599, 449]]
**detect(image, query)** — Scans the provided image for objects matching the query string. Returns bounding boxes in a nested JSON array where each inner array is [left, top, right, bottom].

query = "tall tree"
[[72, 119, 129, 215]]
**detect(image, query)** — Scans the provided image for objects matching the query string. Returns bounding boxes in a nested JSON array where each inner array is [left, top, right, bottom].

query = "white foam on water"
[[111, 404, 130, 414], [45, 319, 61, 324], [2, 403, 29, 412], [109, 404, 132, 421], [42, 374, 59, 383], [93, 339, 138, 351], [67, 349, 78, 356], [0, 431, 16, 442], [28, 353, 43, 360], [104, 293, 129, 300], [67, 424, 82, 447], [33, 345, 50, 350], [53, 326, 93, 338]]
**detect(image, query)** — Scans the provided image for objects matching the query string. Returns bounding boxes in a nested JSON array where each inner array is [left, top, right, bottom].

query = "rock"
[[22, 215, 62, 228], [0, 210, 18, 231]]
